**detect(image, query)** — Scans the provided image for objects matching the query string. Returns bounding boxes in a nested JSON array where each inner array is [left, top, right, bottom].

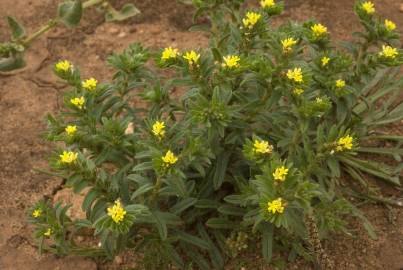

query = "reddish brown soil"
[[0, 0, 402, 269]]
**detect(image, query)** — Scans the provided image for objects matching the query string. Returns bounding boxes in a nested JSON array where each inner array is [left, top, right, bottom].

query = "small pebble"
[[118, 32, 127, 38]]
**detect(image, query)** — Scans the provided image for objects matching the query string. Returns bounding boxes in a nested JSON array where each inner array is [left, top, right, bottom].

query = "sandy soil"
[[0, 0, 402, 269]]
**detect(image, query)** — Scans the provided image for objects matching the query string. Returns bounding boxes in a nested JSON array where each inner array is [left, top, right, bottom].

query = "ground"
[[0, 0, 402, 269]]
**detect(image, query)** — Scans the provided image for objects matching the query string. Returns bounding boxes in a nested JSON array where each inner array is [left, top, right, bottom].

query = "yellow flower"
[[242, 12, 262, 29], [281, 37, 297, 53], [321, 56, 330, 67], [384, 19, 396, 31], [183, 50, 200, 66], [59, 151, 78, 164], [335, 79, 346, 88], [361, 1, 375, 14], [82, 78, 98, 92], [253, 139, 273, 154], [379, 45, 398, 59], [293, 88, 304, 95], [222, 55, 241, 69], [315, 97, 325, 104], [162, 150, 179, 165], [152, 121, 166, 138], [311, 23, 327, 37], [55, 60, 72, 72], [32, 209, 42, 218], [65, 125, 77, 136], [70, 96, 85, 109], [162, 47, 179, 60], [267, 198, 285, 214], [336, 135, 354, 152], [272, 166, 289, 181], [44, 228, 53, 237], [260, 0, 275, 8], [107, 200, 127, 224], [287, 68, 303, 83]]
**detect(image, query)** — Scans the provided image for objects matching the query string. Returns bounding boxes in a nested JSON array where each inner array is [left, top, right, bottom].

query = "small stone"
[[125, 122, 134, 135], [76, 236, 84, 243], [118, 32, 127, 38], [108, 27, 119, 35], [114, 255, 123, 264], [400, 4, 403, 12]]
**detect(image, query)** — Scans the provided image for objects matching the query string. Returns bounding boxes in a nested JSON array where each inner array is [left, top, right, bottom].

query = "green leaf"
[[175, 231, 210, 250], [74, 219, 92, 228], [261, 223, 274, 262], [217, 204, 245, 216], [351, 206, 377, 240], [105, 4, 140, 22], [170, 197, 197, 214], [132, 162, 153, 172], [206, 218, 237, 229], [327, 157, 340, 178], [151, 211, 168, 240], [6, 17, 26, 39], [55, 203, 71, 226], [223, 194, 244, 205], [213, 151, 230, 190], [58, 0, 83, 28], [340, 156, 400, 185], [130, 183, 153, 200], [195, 199, 220, 209], [82, 189, 99, 212], [182, 247, 211, 270], [164, 243, 184, 269], [0, 54, 26, 72]]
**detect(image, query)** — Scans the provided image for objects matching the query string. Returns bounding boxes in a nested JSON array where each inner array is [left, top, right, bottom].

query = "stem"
[[83, 0, 104, 9], [151, 176, 162, 201], [21, 0, 105, 47], [305, 214, 335, 269], [22, 20, 57, 46]]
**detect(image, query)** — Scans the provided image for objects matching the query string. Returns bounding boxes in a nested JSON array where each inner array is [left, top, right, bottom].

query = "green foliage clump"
[[29, 0, 402, 268]]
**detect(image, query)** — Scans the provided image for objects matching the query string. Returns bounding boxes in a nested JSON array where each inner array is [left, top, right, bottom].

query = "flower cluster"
[[253, 139, 273, 154], [273, 166, 289, 182], [70, 96, 85, 109], [379, 45, 398, 59], [162, 47, 179, 61], [183, 50, 200, 66], [287, 68, 303, 83], [59, 151, 78, 164], [267, 198, 285, 214], [55, 60, 72, 73], [293, 88, 304, 95], [65, 125, 77, 136], [336, 135, 354, 152], [82, 78, 98, 92], [32, 209, 42, 218], [242, 12, 262, 29], [44, 228, 53, 237], [222, 55, 241, 69], [321, 56, 330, 67], [162, 150, 178, 166], [335, 79, 346, 88], [107, 200, 127, 224], [152, 121, 166, 139], [311, 23, 328, 37], [361, 1, 375, 14], [260, 0, 275, 8], [384, 19, 396, 31], [281, 37, 297, 53]]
